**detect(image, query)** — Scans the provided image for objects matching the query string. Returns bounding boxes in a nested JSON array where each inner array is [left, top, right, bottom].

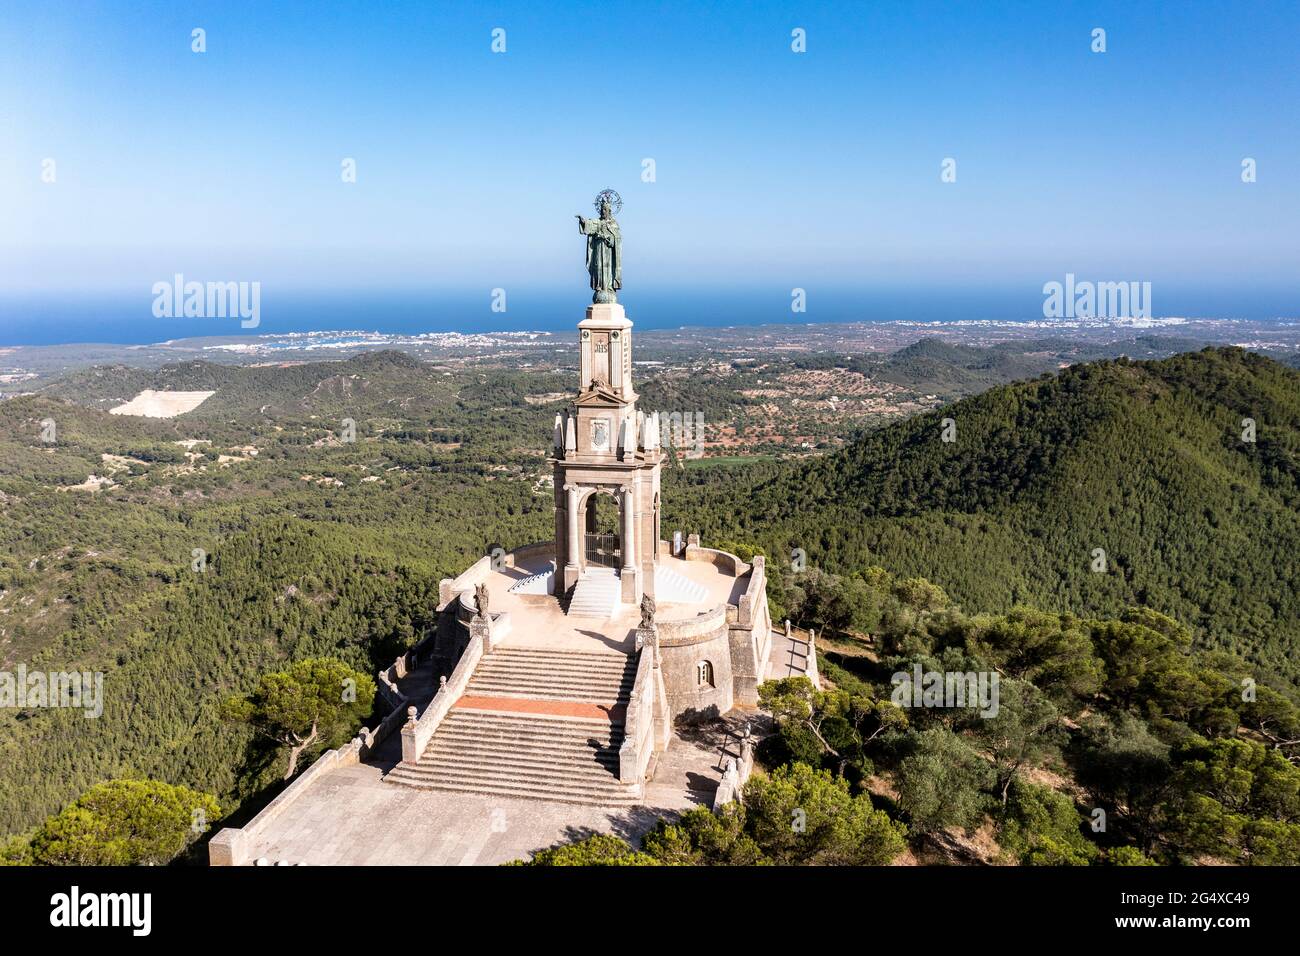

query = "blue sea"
[[1, 285, 1297, 347]]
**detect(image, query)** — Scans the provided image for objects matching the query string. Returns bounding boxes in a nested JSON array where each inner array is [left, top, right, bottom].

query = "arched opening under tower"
[[581, 489, 622, 569]]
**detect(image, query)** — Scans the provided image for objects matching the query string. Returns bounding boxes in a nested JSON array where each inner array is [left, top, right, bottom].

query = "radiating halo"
[[593, 188, 623, 214]]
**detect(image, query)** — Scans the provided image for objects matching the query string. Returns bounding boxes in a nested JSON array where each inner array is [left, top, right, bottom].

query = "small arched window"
[[697, 660, 715, 688]]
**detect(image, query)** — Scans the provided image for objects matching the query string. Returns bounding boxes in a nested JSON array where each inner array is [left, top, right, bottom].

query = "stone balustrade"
[[209, 645, 417, 866], [618, 636, 657, 786], [712, 727, 756, 811], [401, 624, 486, 763]]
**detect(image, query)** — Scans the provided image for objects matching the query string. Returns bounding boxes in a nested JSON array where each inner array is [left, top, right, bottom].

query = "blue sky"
[[2, 0, 1298, 343]]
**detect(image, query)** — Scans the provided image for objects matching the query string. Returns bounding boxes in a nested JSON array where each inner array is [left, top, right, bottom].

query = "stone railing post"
[[470, 614, 492, 653], [400, 705, 418, 763]]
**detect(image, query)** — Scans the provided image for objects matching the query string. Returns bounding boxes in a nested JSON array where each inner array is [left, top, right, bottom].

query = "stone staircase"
[[507, 562, 554, 595], [384, 647, 642, 805], [466, 646, 634, 703], [653, 564, 710, 605], [566, 566, 621, 619]]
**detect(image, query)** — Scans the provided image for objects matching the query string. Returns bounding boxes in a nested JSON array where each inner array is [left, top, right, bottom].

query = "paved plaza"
[[239, 718, 751, 865]]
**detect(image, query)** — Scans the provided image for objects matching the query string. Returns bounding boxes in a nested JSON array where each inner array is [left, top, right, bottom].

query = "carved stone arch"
[[577, 484, 621, 529], [578, 484, 623, 568]]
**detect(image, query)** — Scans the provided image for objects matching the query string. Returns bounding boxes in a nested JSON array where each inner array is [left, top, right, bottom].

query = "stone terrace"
[[486, 549, 747, 654], [214, 547, 779, 864], [231, 712, 753, 865]]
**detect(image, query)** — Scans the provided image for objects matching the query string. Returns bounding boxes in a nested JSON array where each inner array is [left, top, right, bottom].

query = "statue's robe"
[[579, 217, 622, 293]]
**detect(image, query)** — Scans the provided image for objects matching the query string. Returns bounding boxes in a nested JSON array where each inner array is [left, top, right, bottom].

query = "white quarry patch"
[[99, 453, 147, 473], [58, 474, 115, 492], [110, 389, 216, 418]]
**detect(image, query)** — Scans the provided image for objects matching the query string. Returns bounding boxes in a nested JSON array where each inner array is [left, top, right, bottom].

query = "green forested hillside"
[[873, 338, 1059, 396], [667, 348, 1300, 692], [0, 360, 559, 836], [4, 344, 1297, 854]]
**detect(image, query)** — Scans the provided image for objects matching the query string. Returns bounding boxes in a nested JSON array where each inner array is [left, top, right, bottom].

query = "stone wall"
[[684, 539, 749, 577], [209, 647, 413, 867], [508, 541, 553, 564], [655, 545, 772, 720], [431, 544, 538, 672], [728, 555, 770, 706], [712, 732, 756, 811], [438, 554, 491, 608], [657, 603, 734, 718], [617, 631, 658, 786], [402, 620, 486, 762]]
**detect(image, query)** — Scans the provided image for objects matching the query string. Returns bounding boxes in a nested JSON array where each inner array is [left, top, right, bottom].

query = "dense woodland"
[[665, 348, 1300, 689], [535, 566, 1300, 865], [1, 345, 1297, 865]]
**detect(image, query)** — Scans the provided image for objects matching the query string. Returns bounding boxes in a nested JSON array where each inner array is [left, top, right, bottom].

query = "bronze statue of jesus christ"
[[576, 191, 622, 303]]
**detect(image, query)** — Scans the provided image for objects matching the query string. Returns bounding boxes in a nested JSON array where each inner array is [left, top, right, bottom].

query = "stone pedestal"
[[470, 615, 493, 653], [551, 300, 661, 605]]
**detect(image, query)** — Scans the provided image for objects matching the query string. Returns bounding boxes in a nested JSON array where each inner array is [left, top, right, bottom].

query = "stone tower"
[[551, 301, 662, 604]]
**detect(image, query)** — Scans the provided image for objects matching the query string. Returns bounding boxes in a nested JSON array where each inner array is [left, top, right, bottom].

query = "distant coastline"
[[3, 285, 1299, 349], [3, 314, 1299, 394]]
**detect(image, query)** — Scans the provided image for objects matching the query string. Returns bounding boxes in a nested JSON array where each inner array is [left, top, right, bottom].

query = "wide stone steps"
[[474, 659, 631, 677], [421, 750, 620, 779], [481, 648, 630, 667], [471, 665, 631, 682], [467, 647, 634, 702], [386, 648, 642, 805], [387, 714, 639, 804], [486, 649, 628, 663], [464, 684, 630, 704], [384, 769, 640, 805], [402, 714, 623, 739], [426, 717, 623, 751], [466, 681, 632, 697], [420, 733, 620, 761], [567, 567, 621, 619], [390, 764, 624, 790]]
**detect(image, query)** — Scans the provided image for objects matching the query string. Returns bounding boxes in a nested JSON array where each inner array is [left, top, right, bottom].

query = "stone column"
[[621, 486, 636, 571], [564, 484, 581, 591], [208, 828, 249, 867], [470, 614, 492, 654], [621, 485, 638, 601], [400, 705, 418, 763]]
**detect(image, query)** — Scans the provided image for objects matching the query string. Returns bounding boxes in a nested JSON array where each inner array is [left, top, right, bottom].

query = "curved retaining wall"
[[654, 548, 770, 718], [657, 603, 735, 717], [684, 541, 749, 577]]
